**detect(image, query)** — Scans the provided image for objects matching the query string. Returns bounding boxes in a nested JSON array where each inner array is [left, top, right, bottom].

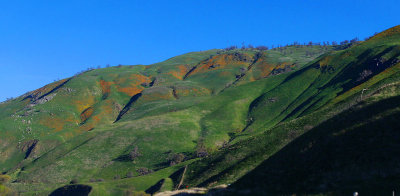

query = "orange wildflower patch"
[[40, 117, 66, 132], [80, 107, 94, 123], [259, 62, 276, 78], [79, 111, 105, 132], [167, 65, 188, 80], [187, 53, 252, 77], [73, 95, 96, 112], [116, 74, 150, 96], [39, 112, 76, 133], [100, 80, 112, 97], [79, 99, 117, 132]]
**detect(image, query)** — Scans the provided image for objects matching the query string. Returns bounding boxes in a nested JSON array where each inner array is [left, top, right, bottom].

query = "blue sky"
[[0, 0, 399, 101]]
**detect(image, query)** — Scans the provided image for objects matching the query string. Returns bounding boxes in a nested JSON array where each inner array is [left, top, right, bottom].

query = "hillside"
[[182, 25, 400, 195], [0, 25, 399, 195]]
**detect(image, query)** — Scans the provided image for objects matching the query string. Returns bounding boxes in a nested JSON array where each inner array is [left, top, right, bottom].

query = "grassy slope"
[[183, 68, 400, 189], [1, 25, 400, 195], [0, 44, 330, 194], [181, 25, 400, 194]]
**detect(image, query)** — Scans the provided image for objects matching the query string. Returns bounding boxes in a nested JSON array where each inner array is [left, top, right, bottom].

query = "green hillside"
[[0, 25, 399, 195], [183, 25, 400, 194]]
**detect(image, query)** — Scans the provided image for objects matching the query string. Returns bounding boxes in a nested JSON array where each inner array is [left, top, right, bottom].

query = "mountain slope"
[[0, 25, 399, 195], [181, 25, 400, 194]]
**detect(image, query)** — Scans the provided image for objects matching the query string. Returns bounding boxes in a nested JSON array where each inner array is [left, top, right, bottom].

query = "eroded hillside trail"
[[176, 165, 188, 190]]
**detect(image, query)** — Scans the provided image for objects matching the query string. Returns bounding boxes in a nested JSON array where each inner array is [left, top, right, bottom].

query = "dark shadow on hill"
[[113, 154, 131, 162], [230, 95, 400, 195], [280, 46, 400, 122], [169, 167, 186, 189], [22, 78, 72, 102], [114, 93, 142, 122], [49, 184, 92, 196], [145, 179, 165, 195], [325, 46, 400, 97], [23, 139, 38, 159]]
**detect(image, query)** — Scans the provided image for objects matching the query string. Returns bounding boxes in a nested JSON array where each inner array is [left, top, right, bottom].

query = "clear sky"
[[0, 0, 399, 102]]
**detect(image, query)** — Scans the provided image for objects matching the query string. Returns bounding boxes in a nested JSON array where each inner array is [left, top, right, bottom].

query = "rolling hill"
[[0, 25, 399, 195]]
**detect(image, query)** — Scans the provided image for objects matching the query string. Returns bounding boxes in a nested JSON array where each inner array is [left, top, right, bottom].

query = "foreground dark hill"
[[230, 95, 400, 195], [0, 25, 399, 195]]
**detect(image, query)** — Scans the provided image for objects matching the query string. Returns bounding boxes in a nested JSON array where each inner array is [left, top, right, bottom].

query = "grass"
[[0, 25, 399, 195]]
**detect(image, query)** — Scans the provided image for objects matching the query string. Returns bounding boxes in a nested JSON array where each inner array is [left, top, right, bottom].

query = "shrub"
[[225, 45, 237, 51], [129, 146, 141, 161], [167, 153, 185, 166], [196, 144, 208, 158], [350, 37, 359, 43], [136, 168, 153, 176], [114, 175, 121, 180]]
